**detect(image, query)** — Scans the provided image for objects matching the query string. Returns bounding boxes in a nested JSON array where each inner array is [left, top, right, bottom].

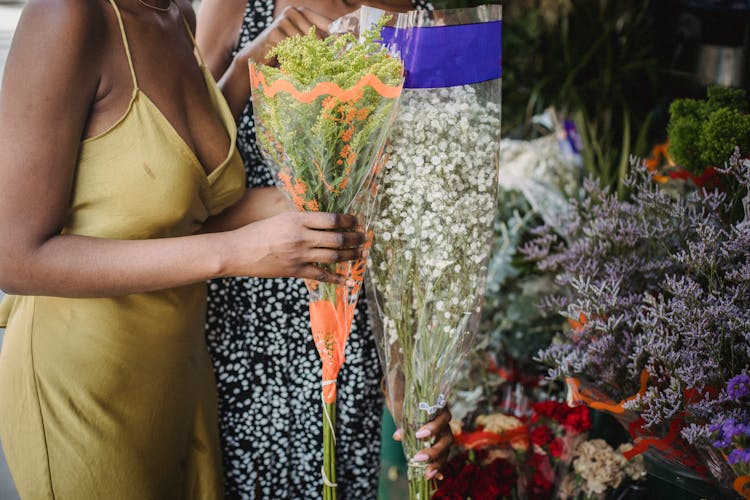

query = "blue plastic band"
[[380, 21, 502, 89]]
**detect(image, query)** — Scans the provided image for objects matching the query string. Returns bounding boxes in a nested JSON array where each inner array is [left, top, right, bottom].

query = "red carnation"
[[563, 406, 592, 434], [531, 426, 553, 446], [548, 437, 564, 458]]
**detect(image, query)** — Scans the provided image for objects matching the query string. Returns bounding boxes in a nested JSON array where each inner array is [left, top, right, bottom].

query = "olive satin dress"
[[0, 2, 245, 498]]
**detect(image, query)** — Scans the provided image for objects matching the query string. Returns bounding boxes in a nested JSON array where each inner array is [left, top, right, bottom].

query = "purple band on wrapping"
[[380, 21, 502, 89]]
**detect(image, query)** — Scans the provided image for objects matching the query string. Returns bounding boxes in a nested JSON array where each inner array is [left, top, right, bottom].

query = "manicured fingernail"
[[345, 279, 355, 287], [413, 453, 429, 462], [425, 469, 438, 480], [363, 249, 369, 258], [415, 428, 432, 439], [392, 429, 403, 440], [436, 473, 444, 481]]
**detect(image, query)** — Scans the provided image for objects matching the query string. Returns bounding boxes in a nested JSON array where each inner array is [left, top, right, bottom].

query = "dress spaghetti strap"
[[173, 3, 208, 67], [106, 0, 139, 90]]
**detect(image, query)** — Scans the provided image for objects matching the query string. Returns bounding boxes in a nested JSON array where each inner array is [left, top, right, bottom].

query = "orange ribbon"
[[566, 369, 649, 415], [455, 426, 530, 450], [735, 476, 750, 499], [249, 63, 403, 103]]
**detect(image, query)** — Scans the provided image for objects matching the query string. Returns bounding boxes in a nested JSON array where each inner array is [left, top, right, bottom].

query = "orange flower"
[[292, 196, 306, 211], [305, 199, 319, 211], [340, 128, 354, 143], [356, 108, 370, 121], [346, 151, 357, 167], [322, 96, 337, 110], [293, 180, 307, 195], [338, 178, 349, 190]]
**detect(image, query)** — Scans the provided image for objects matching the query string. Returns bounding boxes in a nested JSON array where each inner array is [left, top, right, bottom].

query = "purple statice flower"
[[712, 419, 750, 448], [727, 448, 750, 466], [727, 374, 750, 400], [525, 158, 750, 434]]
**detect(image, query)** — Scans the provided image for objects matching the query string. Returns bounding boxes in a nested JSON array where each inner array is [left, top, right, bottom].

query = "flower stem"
[[323, 401, 337, 500], [407, 465, 435, 500]]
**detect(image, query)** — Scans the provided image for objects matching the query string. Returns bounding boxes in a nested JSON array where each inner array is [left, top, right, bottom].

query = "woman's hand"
[[225, 211, 366, 284], [393, 408, 455, 480], [239, 6, 333, 67]]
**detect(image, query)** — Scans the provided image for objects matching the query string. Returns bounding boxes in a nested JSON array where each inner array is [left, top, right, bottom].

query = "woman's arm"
[[194, 0, 246, 80], [196, 2, 333, 119], [0, 1, 364, 298]]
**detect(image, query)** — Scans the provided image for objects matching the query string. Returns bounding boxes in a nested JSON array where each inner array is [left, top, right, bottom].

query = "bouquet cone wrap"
[[248, 24, 404, 498], [335, 6, 503, 498]]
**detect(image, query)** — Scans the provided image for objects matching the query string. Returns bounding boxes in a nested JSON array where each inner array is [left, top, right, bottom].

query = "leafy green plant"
[[501, 0, 659, 195], [668, 86, 750, 174]]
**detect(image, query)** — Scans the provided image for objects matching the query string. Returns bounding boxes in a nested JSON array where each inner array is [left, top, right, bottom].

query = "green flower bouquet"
[[249, 19, 403, 500]]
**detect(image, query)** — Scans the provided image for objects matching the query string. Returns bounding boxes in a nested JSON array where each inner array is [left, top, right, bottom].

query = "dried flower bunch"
[[558, 440, 646, 499], [523, 151, 750, 443]]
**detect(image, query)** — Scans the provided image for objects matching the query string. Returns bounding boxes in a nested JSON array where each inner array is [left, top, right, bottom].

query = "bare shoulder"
[[176, 0, 197, 30], [14, 0, 106, 67], [21, 0, 106, 36]]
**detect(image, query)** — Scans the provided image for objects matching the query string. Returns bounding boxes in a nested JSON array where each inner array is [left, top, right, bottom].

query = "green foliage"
[[667, 86, 750, 174], [253, 19, 403, 213], [480, 188, 564, 373], [501, 0, 658, 195], [264, 19, 402, 89], [700, 108, 750, 168]]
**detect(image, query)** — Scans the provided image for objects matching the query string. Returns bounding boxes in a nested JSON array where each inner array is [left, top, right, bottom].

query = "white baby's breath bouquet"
[[359, 6, 502, 496]]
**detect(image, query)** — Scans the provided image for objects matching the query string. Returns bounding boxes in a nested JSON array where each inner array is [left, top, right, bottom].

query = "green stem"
[[407, 465, 435, 500], [323, 401, 337, 500]]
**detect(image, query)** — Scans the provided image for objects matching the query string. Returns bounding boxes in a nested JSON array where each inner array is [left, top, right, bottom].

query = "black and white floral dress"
[[205, 1, 432, 499]]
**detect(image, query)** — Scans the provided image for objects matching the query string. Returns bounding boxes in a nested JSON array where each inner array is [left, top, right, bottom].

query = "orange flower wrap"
[[567, 370, 717, 479], [308, 258, 367, 404], [250, 64, 402, 103]]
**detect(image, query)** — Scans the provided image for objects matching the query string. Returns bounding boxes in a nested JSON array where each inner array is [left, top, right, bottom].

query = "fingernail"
[[415, 428, 432, 439], [412, 453, 429, 462], [363, 249, 370, 258], [425, 469, 438, 480], [345, 279, 356, 287], [392, 429, 403, 440], [436, 473, 444, 481]]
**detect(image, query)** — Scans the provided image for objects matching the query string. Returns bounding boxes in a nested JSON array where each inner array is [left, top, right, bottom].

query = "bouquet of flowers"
[[433, 449, 518, 500], [248, 20, 403, 499], [557, 440, 646, 499], [450, 116, 584, 422], [339, 5, 503, 498], [523, 148, 750, 495]]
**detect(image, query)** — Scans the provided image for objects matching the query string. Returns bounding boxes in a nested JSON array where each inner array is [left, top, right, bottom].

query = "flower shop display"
[[248, 20, 403, 499], [347, 5, 503, 498], [433, 449, 518, 500], [523, 147, 750, 496], [444, 398, 647, 499]]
